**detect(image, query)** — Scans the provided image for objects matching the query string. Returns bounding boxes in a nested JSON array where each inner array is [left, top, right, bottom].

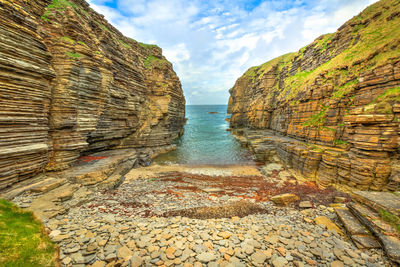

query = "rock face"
[[228, 0, 400, 191], [0, 0, 185, 189]]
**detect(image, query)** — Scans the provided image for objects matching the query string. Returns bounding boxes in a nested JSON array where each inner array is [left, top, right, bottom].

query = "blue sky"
[[88, 0, 377, 105]]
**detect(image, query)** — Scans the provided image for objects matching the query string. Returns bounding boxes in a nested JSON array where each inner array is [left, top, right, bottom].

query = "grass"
[[144, 54, 167, 69], [66, 52, 82, 59], [77, 41, 89, 48], [0, 199, 57, 267], [118, 39, 131, 49], [378, 209, 400, 235], [139, 42, 159, 49], [243, 52, 295, 82], [60, 36, 75, 44], [302, 104, 329, 128], [41, 0, 77, 21], [315, 33, 334, 52], [333, 139, 349, 145], [364, 86, 400, 114], [95, 21, 111, 33], [331, 80, 358, 99], [238, 0, 400, 108], [156, 82, 168, 88]]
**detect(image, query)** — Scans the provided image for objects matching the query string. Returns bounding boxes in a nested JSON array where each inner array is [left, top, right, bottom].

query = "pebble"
[[12, 169, 391, 267]]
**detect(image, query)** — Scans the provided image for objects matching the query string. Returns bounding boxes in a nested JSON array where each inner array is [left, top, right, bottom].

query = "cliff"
[[228, 0, 400, 191], [0, 0, 185, 189]]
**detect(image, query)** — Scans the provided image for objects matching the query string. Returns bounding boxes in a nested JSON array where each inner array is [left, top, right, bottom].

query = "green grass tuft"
[[66, 52, 82, 59], [77, 41, 89, 48], [364, 86, 400, 114], [139, 42, 158, 49], [0, 199, 57, 267], [302, 105, 329, 128], [378, 209, 400, 235], [60, 36, 75, 44], [95, 21, 111, 33], [333, 139, 349, 145], [41, 0, 77, 21], [119, 39, 131, 49], [144, 54, 167, 69]]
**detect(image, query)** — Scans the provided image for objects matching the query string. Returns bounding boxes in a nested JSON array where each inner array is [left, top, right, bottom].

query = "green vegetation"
[[0, 199, 57, 267], [315, 33, 334, 52], [139, 42, 158, 49], [41, 0, 77, 21], [144, 54, 167, 69], [77, 41, 89, 48], [331, 80, 357, 99], [243, 52, 295, 82], [302, 105, 329, 128], [241, 0, 400, 110], [333, 139, 349, 145], [60, 36, 75, 44], [378, 209, 400, 235], [156, 82, 168, 88], [364, 86, 400, 114], [95, 21, 111, 33], [310, 144, 324, 152], [244, 66, 259, 81], [119, 39, 131, 49], [66, 52, 82, 59]]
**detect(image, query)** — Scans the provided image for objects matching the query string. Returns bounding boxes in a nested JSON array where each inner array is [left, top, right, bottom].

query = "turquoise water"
[[154, 105, 254, 165]]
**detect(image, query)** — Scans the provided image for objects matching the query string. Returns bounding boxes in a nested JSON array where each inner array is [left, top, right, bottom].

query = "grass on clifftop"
[[144, 54, 168, 69], [41, 0, 77, 21], [0, 199, 57, 267]]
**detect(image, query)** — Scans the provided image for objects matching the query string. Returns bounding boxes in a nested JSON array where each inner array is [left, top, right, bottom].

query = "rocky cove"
[[0, 0, 400, 267]]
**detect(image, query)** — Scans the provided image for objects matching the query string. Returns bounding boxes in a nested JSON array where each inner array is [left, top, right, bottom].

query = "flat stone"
[[270, 193, 299, 206], [90, 261, 106, 267], [117, 246, 133, 260], [335, 208, 369, 235], [202, 188, 223, 193], [70, 252, 85, 264], [353, 191, 400, 216], [62, 257, 71, 265], [314, 216, 343, 235], [330, 261, 344, 267], [49, 230, 61, 238], [251, 251, 267, 264], [334, 197, 347, 203], [130, 256, 143, 267], [272, 256, 288, 267], [352, 235, 381, 249], [380, 235, 400, 263], [299, 201, 313, 209], [243, 244, 254, 255], [196, 252, 216, 263]]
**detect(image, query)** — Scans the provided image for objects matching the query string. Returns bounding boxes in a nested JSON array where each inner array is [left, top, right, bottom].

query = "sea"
[[153, 105, 254, 165]]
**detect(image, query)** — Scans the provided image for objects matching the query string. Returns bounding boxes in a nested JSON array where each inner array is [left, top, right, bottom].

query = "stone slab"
[[353, 191, 400, 216]]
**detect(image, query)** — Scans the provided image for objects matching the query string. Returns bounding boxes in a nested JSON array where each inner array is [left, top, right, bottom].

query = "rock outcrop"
[[0, 0, 185, 189], [228, 0, 399, 191]]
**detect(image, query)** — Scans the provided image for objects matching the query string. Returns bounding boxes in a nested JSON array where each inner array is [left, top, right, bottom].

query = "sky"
[[88, 0, 377, 105]]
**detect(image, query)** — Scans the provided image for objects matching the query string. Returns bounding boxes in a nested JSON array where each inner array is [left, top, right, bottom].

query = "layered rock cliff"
[[228, 0, 400, 191], [0, 0, 185, 189]]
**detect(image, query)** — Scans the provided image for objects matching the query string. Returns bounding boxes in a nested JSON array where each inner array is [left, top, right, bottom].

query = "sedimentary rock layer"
[[228, 0, 399, 191], [0, 0, 185, 189]]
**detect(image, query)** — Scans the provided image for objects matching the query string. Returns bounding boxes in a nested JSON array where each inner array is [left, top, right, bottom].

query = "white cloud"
[[88, 0, 378, 105]]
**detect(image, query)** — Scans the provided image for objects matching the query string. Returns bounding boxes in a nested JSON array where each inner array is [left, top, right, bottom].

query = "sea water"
[[153, 105, 254, 165]]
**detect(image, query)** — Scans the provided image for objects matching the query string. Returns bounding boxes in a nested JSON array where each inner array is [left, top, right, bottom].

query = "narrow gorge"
[[1, 0, 400, 267], [228, 0, 400, 192]]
